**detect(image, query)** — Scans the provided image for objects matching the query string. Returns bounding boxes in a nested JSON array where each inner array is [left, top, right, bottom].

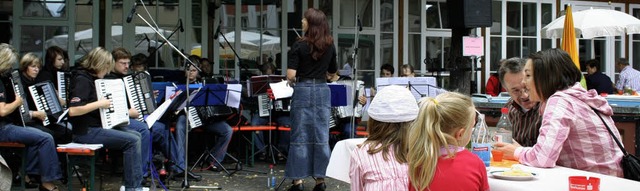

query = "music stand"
[[247, 75, 286, 165], [181, 84, 245, 176]]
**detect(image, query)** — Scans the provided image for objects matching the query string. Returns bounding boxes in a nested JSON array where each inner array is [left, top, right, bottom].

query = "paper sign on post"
[[463, 36, 484, 57]]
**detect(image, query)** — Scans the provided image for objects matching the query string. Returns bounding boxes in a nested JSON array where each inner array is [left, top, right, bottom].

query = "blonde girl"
[[407, 92, 489, 191]]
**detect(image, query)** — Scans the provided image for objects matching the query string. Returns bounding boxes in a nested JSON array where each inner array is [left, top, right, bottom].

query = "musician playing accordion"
[[0, 44, 62, 191], [327, 71, 366, 142], [111, 49, 201, 181], [174, 55, 233, 172], [67, 47, 145, 190]]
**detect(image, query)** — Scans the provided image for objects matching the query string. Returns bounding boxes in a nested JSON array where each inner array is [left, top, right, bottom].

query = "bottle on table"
[[494, 107, 513, 144], [268, 164, 276, 190]]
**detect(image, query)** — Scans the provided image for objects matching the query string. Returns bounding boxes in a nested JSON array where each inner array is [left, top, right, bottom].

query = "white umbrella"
[[541, 8, 640, 39], [45, 25, 172, 53], [219, 30, 281, 53]]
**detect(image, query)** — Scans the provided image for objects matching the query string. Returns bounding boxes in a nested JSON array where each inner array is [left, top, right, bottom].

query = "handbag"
[[592, 108, 640, 181]]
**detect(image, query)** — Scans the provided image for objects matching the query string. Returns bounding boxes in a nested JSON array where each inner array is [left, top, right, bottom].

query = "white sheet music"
[[269, 80, 293, 99], [376, 77, 446, 100], [145, 96, 174, 128], [226, 84, 242, 108]]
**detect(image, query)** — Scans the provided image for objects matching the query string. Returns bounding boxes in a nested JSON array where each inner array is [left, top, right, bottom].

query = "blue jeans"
[[285, 82, 331, 179], [0, 124, 62, 182], [176, 115, 233, 164], [150, 121, 186, 173], [73, 127, 142, 190], [118, 119, 151, 176], [250, 112, 291, 154]]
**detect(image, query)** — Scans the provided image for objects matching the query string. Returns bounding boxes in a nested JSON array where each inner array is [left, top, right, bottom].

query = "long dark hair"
[[44, 46, 65, 72], [528, 48, 582, 101], [301, 8, 333, 60]]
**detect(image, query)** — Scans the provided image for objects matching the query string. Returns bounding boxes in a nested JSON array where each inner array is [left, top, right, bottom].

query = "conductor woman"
[[285, 8, 337, 191]]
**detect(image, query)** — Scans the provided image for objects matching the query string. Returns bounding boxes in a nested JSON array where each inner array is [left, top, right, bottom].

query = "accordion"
[[123, 72, 156, 121], [8, 70, 32, 126], [28, 81, 65, 126], [95, 79, 130, 129], [56, 71, 71, 106]]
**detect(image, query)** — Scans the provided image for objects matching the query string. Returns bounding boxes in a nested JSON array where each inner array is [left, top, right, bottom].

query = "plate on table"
[[490, 170, 537, 181]]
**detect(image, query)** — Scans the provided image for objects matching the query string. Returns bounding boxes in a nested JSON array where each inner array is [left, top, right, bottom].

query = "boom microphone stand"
[[128, 1, 218, 190], [349, 15, 362, 138]]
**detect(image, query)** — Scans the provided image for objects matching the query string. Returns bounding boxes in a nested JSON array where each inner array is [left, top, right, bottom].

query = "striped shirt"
[[514, 83, 623, 177], [350, 144, 408, 191], [615, 65, 640, 92], [506, 99, 542, 147]]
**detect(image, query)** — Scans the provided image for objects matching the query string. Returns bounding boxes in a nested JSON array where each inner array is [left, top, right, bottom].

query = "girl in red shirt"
[[407, 92, 489, 191]]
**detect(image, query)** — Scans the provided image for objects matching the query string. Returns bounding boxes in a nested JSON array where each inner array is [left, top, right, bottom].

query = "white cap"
[[368, 85, 419, 123]]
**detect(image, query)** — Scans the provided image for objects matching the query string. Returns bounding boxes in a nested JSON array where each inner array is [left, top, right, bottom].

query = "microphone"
[[357, 15, 362, 31], [126, 3, 137, 23], [179, 19, 184, 32], [213, 21, 222, 39]]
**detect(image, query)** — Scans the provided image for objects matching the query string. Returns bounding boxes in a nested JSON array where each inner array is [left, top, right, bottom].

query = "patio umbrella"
[[219, 31, 281, 54], [541, 8, 640, 39], [560, 6, 586, 88]]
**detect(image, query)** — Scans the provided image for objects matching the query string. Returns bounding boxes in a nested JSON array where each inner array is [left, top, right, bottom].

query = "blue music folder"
[[152, 82, 172, 103], [329, 84, 347, 107]]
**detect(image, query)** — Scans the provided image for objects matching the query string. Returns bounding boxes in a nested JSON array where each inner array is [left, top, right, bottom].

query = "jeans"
[[73, 127, 142, 189], [25, 123, 72, 176], [176, 115, 233, 164], [118, 119, 151, 176], [285, 82, 331, 179], [250, 112, 291, 154], [0, 124, 62, 182], [150, 121, 186, 173]]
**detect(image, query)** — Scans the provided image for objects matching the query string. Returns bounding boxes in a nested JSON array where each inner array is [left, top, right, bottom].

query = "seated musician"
[[0, 43, 62, 191], [126, 51, 202, 180], [36, 46, 68, 94], [326, 71, 366, 141], [67, 47, 145, 190], [104, 47, 153, 181], [18, 53, 72, 184], [251, 63, 291, 161], [175, 56, 233, 171]]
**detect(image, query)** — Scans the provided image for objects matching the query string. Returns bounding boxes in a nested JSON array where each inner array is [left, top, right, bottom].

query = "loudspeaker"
[[447, 0, 492, 28]]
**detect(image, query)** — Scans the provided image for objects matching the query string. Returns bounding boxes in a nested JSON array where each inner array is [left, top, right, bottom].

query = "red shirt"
[[486, 74, 505, 96], [409, 150, 489, 191]]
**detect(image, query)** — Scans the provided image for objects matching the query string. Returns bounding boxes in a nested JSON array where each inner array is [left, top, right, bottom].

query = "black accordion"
[[28, 81, 65, 126], [123, 72, 156, 121]]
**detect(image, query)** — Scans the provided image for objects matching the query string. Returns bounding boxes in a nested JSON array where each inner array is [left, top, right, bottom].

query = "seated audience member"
[[486, 73, 505, 96], [585, 59, 614, 94], [0, 43, 63, 191], [498, 57, 541, 147], [407, 92, 489, 191], [494, 49, 623, 177], [350, 85, 418, 191], [400, 64, 415, 77], [614, 58, 640, 93], [68, 47, 144, 190]]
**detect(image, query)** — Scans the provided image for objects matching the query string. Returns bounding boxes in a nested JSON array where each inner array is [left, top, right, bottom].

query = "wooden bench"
[[57, 147, 97, 191]]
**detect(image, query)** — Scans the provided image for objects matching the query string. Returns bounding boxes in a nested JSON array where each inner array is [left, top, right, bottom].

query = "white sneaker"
[[119, 186, 149, 191]]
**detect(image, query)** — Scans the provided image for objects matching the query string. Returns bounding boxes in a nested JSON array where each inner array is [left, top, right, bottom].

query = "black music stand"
[[247, 75, 286, 165], [183, 84, 246, 176]]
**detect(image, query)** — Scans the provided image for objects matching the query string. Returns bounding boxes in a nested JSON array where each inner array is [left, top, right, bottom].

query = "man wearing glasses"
[[497, 57, 542, 147]]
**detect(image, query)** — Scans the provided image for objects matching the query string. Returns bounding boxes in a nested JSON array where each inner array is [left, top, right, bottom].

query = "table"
[[327, 139, 640, 191]]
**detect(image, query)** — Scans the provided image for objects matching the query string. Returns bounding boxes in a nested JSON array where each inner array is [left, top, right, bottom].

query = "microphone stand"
[[148, 20, 182, 59], [349, 15, 362, 139], [130, 10, 218, 191], [218, 30, 250, 73]]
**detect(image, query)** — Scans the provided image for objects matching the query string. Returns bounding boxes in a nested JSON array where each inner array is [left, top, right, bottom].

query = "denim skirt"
[[285, 81, 331, 179]]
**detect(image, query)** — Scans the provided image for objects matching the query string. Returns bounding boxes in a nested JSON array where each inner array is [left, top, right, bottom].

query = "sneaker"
[[119, 186, 150, 191]]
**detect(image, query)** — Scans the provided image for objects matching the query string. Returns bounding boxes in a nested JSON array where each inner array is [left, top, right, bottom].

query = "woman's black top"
[[68, 69, 101, 135], [288, 41, 338, 79]]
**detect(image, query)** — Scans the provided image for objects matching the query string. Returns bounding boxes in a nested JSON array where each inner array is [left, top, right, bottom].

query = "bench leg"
[[89, 155, 95, 191], [20, 148, 26, 190]]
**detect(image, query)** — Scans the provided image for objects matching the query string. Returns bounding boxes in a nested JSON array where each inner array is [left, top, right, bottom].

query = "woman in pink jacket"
[[494, 48, 623, 177]]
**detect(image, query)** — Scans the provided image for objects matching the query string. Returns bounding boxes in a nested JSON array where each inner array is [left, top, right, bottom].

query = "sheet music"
[[226, 84, 242, 108], [376, 77, 446, 100], [145, 96, 175, 128], [269, 80, 293, 99], [57, 143, 103, 150]]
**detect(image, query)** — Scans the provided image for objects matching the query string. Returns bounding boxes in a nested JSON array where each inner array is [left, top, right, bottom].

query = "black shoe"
[[172, 171, 203, 181], [313, 182, 326, 191], [287, 183, 304, 191]]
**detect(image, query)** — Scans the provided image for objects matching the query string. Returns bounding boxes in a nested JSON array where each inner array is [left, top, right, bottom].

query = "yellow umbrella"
[[561, 6, 586, 88]]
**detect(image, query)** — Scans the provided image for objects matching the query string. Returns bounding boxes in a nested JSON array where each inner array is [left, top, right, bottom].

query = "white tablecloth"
[[327, 138, 640, 190]]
